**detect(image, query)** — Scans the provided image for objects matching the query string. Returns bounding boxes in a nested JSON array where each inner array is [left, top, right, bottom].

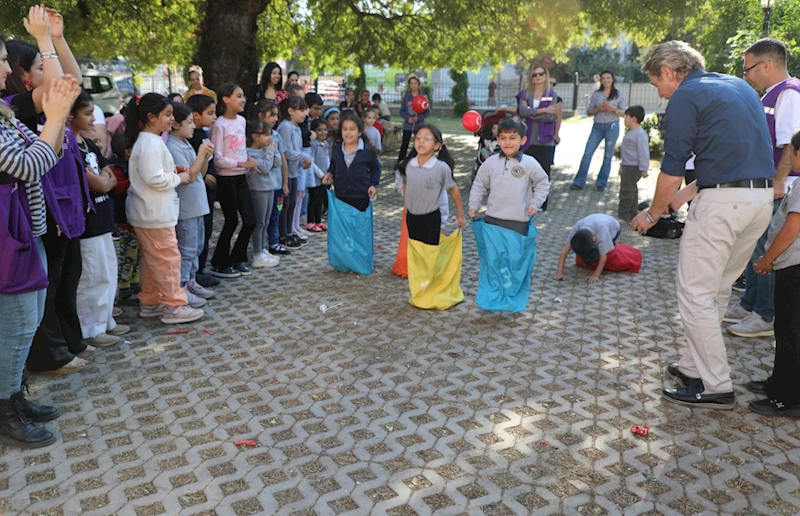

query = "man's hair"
[[625, 106, 645, 124], [745, 38, 787, 69], [496, 117, 525, 137], [642, 41, 706, 77]]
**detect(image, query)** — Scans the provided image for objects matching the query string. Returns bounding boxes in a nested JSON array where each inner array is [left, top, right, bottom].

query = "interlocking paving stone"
[[1, 119, 799, 515]]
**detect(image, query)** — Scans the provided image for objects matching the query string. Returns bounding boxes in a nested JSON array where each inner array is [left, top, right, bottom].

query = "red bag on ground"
[[392, 208, 409, 278], [576, 243, 642, 273]]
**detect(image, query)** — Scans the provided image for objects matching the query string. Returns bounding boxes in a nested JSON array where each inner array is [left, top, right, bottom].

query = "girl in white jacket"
[[125, 93, 204, 325]]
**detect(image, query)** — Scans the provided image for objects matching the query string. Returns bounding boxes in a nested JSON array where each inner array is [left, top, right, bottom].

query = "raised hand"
[[45, 8, 64, 39], [42, 76, 80, 123], [23, 5, 51, 42]]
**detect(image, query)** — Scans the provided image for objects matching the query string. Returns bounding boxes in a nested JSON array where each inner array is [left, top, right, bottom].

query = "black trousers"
[[307, 185, 326, 224], [199, 186, 216, 272], [525, 145, 555, 211], [27, 224, 83, 371], [212, 175, 256, 269], [279, 177, 298, 238], [398, 130, 414, 162], [406, 209, 441, 245], [767, 264, 800, 404], [340, 197, 369, 212]]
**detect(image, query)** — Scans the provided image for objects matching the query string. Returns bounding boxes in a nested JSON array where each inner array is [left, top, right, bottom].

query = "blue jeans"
[[740, 199, 781, 322], [573, 121, 620, 189], [0, 237, 47, 398], [176, 216, 205, 284]]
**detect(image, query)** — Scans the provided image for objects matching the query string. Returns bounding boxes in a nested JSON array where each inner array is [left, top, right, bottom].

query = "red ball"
[[411, 94, 429, 114], [461, 110, 482, 133]]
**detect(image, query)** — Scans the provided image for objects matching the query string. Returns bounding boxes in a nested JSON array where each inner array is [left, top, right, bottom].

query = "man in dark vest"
[[724, 39, 800, 343]]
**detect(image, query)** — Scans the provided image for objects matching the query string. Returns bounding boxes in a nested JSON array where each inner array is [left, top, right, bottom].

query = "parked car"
[[115, 76, 136, 105], [82, 70, 122, 116]]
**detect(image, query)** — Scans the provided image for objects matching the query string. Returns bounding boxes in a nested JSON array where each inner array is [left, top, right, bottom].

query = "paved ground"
[[2, 119, 798, 516]]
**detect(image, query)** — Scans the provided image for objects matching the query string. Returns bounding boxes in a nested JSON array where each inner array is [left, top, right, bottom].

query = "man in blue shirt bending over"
[[631, 41, 775, 409]]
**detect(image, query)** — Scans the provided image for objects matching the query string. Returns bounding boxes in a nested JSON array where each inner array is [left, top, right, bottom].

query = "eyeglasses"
[[413, 135, 436, 142], [743, 60, 764, 76], [531, 72, 546, 77]]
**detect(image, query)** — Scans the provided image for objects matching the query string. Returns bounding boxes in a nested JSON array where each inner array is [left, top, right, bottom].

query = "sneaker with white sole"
[[187, 279, 215, 299], [727, 312, 775, 338], [186, 290, 207, 309], [252, 253, 271, 269], [107, 324, 130, 336], [161, 305, 204, 324], [722, 303, 751, 324], [261, 250, 279, 262], [140, 304, 165, 318], [293, 232, 309, 242], [260, 251, 279, 267], [82, 333, 120, 347]]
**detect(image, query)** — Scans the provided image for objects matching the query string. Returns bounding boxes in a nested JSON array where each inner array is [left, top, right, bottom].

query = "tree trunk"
[[194, 0, 269, 93]]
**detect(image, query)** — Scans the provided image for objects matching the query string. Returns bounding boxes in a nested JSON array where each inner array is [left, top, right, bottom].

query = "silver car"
[[82, 70, 122, 116]]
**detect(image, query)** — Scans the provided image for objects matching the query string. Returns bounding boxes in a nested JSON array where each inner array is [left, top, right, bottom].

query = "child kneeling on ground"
[[554, 213, 621, 283]]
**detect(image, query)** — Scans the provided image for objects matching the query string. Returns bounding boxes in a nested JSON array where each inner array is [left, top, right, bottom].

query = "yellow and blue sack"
[[472, 218, 538, 312], [407, 230, 464, 310], [326, 190, 373, 275]]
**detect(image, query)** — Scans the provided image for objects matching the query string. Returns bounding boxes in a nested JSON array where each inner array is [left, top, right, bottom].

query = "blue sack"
[[472, 218, 538, 312], [327, 190, 373, 275]]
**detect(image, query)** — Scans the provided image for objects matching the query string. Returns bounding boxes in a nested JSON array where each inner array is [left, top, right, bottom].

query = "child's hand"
[[587, 274, 601, 283], [301, 158, 312, 169], [553, 271, 565, 281], [243, 158, 258, 169], [528, 207, 538, 217], [468, 209, 477, 219], [178, 172, 191, 184], [641, 170, 649, 178], [322, 173, 332, 186], [204, 174, 216, 187], [264, 136, 274, 148], [199, 141, 214, 158], [754, 256, 773, 274], [456, 214, 466, 228], [309, 132, 317, 141], [175, 165, 188, 174], [283, 184, 289, 196], [367, 186, 377, 198]]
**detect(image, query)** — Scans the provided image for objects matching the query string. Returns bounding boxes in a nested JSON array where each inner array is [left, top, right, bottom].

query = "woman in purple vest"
[[498, 65, 561, 210], [0, 35, 82, 446], [2, 7, 94, 373]]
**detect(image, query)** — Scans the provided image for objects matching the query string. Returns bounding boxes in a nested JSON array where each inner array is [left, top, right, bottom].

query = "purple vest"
[[42, 128, 93, 238], [762, 77, 800, 176], [516, 89, 556, 149], [2, 95, 92, 238]]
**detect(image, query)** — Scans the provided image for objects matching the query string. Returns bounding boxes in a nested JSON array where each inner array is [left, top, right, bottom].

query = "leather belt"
[[698, 179, 773, 191]]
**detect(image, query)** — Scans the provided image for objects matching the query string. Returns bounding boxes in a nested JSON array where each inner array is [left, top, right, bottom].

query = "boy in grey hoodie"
[[468, 118, 550, 235]]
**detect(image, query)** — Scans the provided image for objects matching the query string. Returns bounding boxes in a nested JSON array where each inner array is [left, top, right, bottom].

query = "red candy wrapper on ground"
[[631, 425, 649, 437]]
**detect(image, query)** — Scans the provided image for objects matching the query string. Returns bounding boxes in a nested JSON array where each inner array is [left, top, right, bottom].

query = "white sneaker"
[[185, 290, 207, 308], [722, 304, 751, 324], [260, 250, 279, 262], [727, 312, 774, 338], [262, 252, 279, 267], [252, 254, 270, 269], [187, 279, 215, 299], [162, 305, 204, 324]]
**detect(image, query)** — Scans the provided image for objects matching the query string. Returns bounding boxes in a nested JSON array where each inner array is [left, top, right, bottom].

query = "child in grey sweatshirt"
[[618, 106, 650, 221], [468, 118, 550, 236], [246, 121, 281, 268]]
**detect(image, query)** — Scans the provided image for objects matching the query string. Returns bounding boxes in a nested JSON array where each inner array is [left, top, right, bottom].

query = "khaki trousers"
[[676, 187, 773, 393]]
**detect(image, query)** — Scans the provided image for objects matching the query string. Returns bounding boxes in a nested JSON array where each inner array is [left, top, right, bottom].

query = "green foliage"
[[449, 69, 469, 116], [558, 45, 647, 82]]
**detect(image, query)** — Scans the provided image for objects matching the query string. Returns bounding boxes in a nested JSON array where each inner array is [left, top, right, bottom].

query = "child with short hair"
[[125, 93, 204, 324], [619, 105, 650, 222], [468, 118, 550, 235], [251, 99, 290, 256], [554, 213, 621, 283], [209, 83, 259, 278], [185, 94, 221, 287], [245, 120, 281, 269], [166, 102, 215, 305], [372, 93, 391, 121], [745, 131, 800, 417], [308, 118, 330, 231]]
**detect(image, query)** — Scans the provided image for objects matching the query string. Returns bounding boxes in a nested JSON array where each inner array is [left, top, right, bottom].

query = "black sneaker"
[[283, 237, 302, 249], [749, 398, 800, 417], [732, 276, 746, 294], [290, 235, 307, 248], [270, 244, 290, 255], [233, 262, 252, 276], [596, 185, 605, 192], [210, 266, 242, 278], [195, 272, 221, 287], [117, 288, 139, 306]]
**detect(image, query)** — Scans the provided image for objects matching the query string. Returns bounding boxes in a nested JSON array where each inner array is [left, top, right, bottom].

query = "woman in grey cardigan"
[[571, 70, 627, 191]]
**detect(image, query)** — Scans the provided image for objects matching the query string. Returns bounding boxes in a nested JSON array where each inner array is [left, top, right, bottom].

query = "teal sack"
[[327, 190, 373, 275], [472, 218, 538, 312]]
